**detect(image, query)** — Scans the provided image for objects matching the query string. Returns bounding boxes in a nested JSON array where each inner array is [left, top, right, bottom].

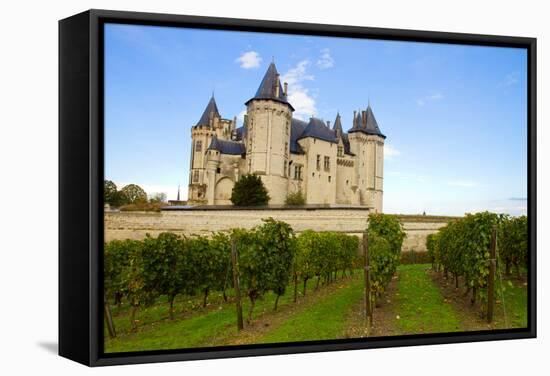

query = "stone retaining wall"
[[104, 209, 454, 252]]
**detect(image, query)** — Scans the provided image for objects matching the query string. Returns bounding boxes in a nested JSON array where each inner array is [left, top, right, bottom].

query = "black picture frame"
[[59, 9, 537, 367]]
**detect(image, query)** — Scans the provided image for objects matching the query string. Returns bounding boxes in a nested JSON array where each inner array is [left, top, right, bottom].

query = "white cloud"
[[448, 180, 477, 188], [499, 72, 519, 88], [235, 51, 262, 69], [416, 92, 444, 106], [237, 109, 247, 120], [316, 48, 334, 69], [281, 60, 317, 119], [384, 144, 401, 159]]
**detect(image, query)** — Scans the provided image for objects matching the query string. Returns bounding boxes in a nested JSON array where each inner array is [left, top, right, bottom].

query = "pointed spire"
[[364, 105, 382, 134], [196, 95, 220, 126], [245, 62, 294, 110], [332, 112, 343, 132]]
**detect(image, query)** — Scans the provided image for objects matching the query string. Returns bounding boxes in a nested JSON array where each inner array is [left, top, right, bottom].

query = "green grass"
[[259, 275, 364, 343], [394, 264, 462, 334], [496, 276, 528, 328], [105, 288, 300, 353]]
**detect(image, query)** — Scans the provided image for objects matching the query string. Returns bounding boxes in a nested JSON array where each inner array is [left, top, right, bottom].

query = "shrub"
[[230, 174, 270, 206], [285, 191, 306, 206], [369, 235, 397, 296], [368, 213, 406, 254], [119, 201, 164, 212], [499, 215, 527, 277], [141, 233, 186, 319]]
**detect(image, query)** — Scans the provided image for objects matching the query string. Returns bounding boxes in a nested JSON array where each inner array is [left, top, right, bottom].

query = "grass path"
[[391, 264, 462, 334], [345, 264, 463, 337], [257, 275, 364, 344]]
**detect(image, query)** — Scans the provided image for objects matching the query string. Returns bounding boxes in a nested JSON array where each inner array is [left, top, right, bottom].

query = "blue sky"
[[104, 23, 527, 216]]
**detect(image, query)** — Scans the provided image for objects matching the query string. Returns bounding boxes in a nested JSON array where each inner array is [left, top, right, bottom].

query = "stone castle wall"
[[105, 208, 454, 252]]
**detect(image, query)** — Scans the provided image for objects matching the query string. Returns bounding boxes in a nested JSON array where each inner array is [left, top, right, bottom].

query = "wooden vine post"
[[487, 225, 497, 323], [103, 293, 116, 338], [230, 237, 244, 331], [363, 230, 372, 328]]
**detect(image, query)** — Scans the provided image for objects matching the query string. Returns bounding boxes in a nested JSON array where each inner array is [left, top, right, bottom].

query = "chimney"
[[361, 110, 367, 127], [275, 74, 280, 97], [327, 120, 331, 128], [283, 82, 288, 96], [353, 110, 357, 127]]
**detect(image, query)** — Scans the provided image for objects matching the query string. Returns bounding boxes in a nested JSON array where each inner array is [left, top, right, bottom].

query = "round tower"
[[188, 95, 221, 204], [244, 62, 294, 205], [347, 105, 385, 212]]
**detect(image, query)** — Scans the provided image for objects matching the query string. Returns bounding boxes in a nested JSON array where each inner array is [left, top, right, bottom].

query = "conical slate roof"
[[196, 96, 220, 126], [348, 105, 385, 138], [298, 117, 338, 143], [245, 63, 294, 110], [332, 112, 343, 134]]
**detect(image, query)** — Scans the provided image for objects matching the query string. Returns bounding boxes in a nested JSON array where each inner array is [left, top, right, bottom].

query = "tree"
[[230, 174, 270, 206], [149, 192, 167, 203], [120, 184, 147, 205], [104, 180, 118, 206], [285, 191, 306, 206]]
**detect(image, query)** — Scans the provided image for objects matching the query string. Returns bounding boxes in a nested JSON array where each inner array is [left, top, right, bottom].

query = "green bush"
[[285, 191, 306, 206], [499, 215, 527, 276], [230, 174, 270, 206], [432, 211, 518, 303], [368, 213, 406, 254]]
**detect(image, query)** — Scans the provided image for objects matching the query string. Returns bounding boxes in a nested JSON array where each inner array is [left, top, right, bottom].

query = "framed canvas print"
[[59, 9, 536, 366]]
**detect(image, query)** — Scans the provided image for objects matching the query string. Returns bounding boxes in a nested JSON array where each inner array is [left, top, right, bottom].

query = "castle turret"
[[244, 62, 294, 204], [347, 105, 385, 211], [188, 95, 221, 204]]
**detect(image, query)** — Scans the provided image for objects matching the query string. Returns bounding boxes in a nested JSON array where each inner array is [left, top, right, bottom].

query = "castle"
[[187, 62, 385, 211]]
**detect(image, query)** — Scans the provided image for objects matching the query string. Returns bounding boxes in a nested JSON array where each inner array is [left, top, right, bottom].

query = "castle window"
[[216, 167, 221, 174], [328, 176, 332, 182], [316, 155, 321, 170], [294, 165, 303, 180], [324, 156, 330, 171], [286, 122, 289, 135], [346, 180, 349, 185], [337, 146, 343, 157], [195, 140, 202, 152], [193, 170, 199, 183], [285, 142, 288, 157], [312, 172, 315, 177]]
